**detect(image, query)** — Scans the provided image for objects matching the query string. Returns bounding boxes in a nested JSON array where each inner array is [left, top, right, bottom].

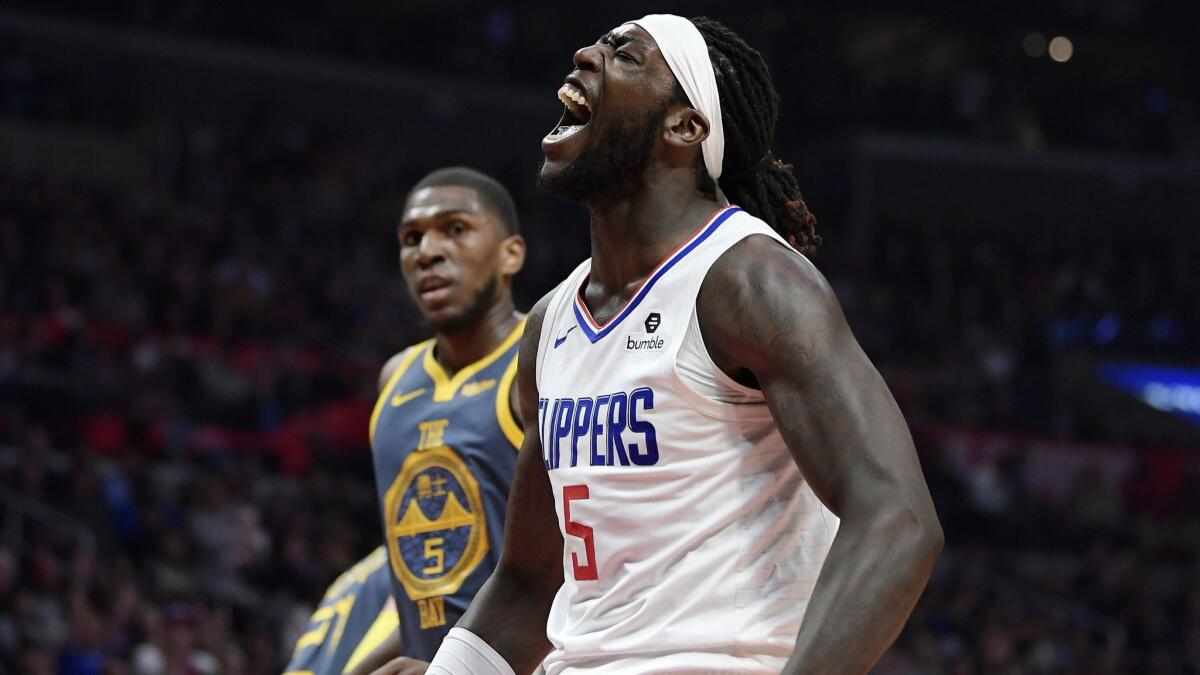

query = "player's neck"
[[432, 297, 521, 376], [584, 173, 721, 296]]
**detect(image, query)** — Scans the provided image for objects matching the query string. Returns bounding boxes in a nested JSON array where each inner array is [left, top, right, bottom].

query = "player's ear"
[[663, 105, 710, 149], [498, 233, 526, 278]]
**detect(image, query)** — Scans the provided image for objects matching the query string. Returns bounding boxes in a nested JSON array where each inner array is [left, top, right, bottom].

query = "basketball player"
[[306, 167, 527, 675], [285, 547, 398, 675], [425, 15, 943, 675]]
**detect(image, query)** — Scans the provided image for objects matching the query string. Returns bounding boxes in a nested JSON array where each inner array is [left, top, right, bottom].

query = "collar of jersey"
[[572, 206, 741, 344], [423, 317, 526, 402]]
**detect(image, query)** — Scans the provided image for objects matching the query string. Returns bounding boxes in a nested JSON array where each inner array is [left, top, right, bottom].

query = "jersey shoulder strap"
[[370, 339, 433, 446], [662, 207, 791, 306]]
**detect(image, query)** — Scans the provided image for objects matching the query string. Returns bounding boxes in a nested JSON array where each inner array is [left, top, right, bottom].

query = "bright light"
[[1143, 383, 1200, 415], [1100, 363, 1200, 426], [1049, 36, 1074, 62], [1023, 32, 1046, 58]]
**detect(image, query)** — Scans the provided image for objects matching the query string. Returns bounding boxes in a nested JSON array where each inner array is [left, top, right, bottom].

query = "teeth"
[[556, 83, 590, 110], [549, 82, 590, 141]]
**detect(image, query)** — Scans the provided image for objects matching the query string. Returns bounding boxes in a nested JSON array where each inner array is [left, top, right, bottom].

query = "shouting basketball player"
[[290, 167, 528, 675], [425, 15, 943, 675]]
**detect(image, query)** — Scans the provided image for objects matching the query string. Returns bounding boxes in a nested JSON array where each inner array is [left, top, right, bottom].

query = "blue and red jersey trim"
[[572, 206, 741, 344]]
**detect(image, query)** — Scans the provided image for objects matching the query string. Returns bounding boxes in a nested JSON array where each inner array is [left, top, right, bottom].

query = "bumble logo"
[[384, 444, 487, 627], [625, 312, 665, 351]]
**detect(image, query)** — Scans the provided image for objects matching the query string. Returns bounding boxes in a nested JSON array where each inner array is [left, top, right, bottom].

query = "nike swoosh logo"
[[461, 379, 496, 397], [390, 388, 427, 407], [554, 326, 577, 348]]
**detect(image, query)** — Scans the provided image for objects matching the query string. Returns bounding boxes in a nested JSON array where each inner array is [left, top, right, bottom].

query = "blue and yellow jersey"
[[369, 319, 524, 661], [285, 547, 399, 675]]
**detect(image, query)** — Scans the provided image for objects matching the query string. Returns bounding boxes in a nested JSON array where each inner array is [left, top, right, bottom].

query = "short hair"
[[409, 167, 520, 235]]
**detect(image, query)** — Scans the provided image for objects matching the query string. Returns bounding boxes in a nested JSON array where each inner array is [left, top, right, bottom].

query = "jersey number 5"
[[563, 484, 598, 581]]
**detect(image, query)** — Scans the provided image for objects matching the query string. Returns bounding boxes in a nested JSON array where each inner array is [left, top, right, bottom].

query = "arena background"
[[1, 1, 1198, 673]]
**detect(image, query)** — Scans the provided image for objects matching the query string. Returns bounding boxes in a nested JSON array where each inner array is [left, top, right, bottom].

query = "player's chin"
[[537, 153, 583, 193], [421, 302, 472, 333], [412, 292, 452, 321], [537, 158, 563, 184], [418, 303, 455, 327]]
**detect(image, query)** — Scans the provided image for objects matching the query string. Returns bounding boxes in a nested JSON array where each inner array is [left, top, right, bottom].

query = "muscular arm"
[[698, 236, 943, 675], [453, 291, 563, 673]]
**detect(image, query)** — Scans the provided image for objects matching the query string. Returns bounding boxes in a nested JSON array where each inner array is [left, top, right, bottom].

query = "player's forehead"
[[602, 23, 656, 52], [401, 185, 486, 224], [603, 23, 675, 89]]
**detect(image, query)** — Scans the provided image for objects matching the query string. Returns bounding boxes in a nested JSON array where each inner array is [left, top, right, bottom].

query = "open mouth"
[[545, 81, 592, 142]]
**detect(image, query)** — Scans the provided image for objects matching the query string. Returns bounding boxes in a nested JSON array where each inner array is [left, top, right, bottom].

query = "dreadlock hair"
[[688, 17, 820, 254]]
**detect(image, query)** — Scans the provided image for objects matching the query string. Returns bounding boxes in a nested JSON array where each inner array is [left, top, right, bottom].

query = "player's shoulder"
[[698, 227, 840, 370], [349, 546, 388, 574], [378, 338, 436, 393], [515, 278, 575, 405], [525, 278, 573, 345], [357, 548, 392, 589], [704, 227, 831, 306], [325, 547, 388, 600]]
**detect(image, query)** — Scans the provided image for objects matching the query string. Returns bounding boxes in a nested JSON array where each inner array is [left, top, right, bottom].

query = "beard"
[[425, 275, 499, 335], [537, 104, 666, 203]]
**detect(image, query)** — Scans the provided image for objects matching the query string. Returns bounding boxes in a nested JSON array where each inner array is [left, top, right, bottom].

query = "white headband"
[[631, 14, 725, 188]]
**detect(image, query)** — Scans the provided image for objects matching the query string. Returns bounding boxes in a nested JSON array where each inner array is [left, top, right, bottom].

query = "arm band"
[[426, 627, 516, 675]]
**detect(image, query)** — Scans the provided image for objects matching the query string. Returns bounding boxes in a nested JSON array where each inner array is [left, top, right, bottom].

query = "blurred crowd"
[[0, 114, 577, 469], [837, 222, 1199, 441], [4, 110, 1195, 450], [1, 2, 1199, 673], [3, 413, 1198, 673], [883, 438, 1200, 674], [2, 114, 1197, 672], [4, 1, 1200, 156], [0, 124, 411, 470], [1, 430, 377, 674]]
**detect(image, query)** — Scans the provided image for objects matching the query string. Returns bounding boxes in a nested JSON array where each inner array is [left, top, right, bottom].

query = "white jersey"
[[535, 206, 840, 674]]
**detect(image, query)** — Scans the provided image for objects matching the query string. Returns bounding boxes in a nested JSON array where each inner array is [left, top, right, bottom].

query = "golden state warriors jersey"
[[285, 547, 398, 675], [368, 320, 524, 661]]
